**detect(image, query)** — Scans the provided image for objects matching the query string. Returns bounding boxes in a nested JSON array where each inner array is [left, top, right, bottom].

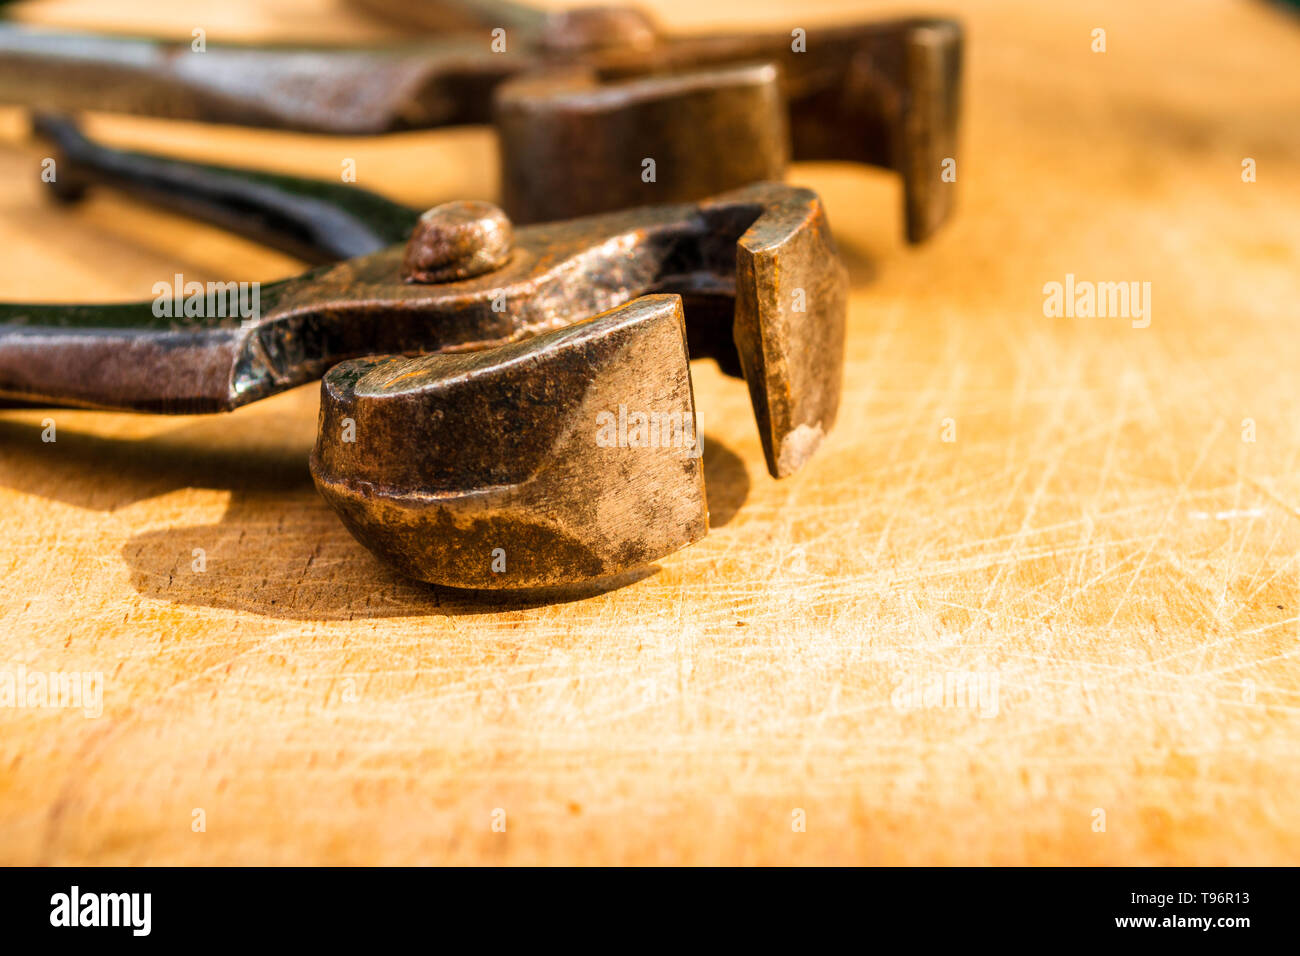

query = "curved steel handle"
[[34, 115, 420, 264]]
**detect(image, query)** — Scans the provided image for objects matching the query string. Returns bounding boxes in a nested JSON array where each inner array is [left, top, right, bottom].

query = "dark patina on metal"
[[311, 296, 709, 589]]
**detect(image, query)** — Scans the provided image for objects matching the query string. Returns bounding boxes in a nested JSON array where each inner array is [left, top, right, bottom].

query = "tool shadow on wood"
[[817, 226, 877, 289], [0, 415, 749, 618]]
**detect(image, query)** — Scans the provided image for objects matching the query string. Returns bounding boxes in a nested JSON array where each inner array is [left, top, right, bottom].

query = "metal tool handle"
[[0, 24, 520, 133], [33, 115, 420, 264], [0, 290, 297, 413]]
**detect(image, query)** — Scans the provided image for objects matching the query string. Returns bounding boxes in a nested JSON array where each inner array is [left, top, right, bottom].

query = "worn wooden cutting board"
[[1, 0, 1298, 865]]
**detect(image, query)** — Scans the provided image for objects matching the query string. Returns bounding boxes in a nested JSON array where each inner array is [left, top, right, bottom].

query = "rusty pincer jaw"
[[0, 182, 847, 590], [312, 296, 707, 590], [309, 184, 847, 589]]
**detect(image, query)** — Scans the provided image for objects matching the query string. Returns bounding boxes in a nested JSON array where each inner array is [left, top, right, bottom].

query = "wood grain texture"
[[1, 0, 1299, 865]]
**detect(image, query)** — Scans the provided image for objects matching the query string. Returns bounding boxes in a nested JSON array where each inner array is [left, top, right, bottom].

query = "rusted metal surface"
[[495, 62, 788, 225], [402, 200, 515, 282], [311, 295, 708, 588], [622, 18, 964, 243], [0, 7, 962, 240]]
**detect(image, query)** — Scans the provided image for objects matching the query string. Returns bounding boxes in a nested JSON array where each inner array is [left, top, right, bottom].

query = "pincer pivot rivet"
[[403, 200, 513, 283]]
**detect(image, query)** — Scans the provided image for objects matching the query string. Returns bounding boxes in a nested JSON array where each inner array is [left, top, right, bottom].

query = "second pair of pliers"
[[0, 0, 963, 240]]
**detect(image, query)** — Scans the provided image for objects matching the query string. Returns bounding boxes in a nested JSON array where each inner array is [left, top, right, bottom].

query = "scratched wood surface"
[[1, 0, 1298, 865]]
